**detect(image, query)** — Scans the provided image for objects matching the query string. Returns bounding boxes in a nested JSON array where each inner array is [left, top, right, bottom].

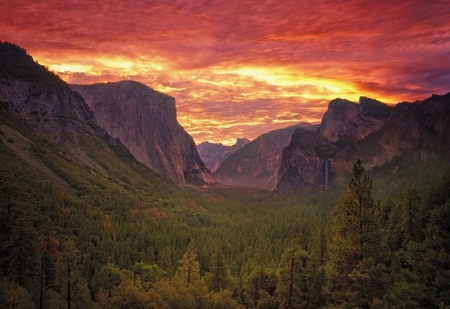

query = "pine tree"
[[208, 245, 229, 292], [308, 228, 327, 308], [37, 230, 60, 309], [399, 186, 423, 244], [277, 245, 311, 309], [327, 159, 384, 308], [178, 244, 200, 286], [158, 246, 173, 277], [91, 263, 124, 298]]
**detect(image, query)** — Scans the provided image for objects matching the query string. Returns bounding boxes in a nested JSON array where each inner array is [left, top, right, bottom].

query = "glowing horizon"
[[1, 0, 449, 145]]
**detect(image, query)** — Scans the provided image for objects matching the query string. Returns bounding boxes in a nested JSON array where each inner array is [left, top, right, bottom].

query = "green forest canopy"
[[1, 123, 449, 308]]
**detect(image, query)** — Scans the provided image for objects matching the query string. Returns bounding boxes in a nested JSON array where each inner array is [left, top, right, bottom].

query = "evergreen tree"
[[384, 199, 450, 308], [158, 246, 173, 277], [0, 279, 34, 309], [399, 186, 423, 244], [91, 263, 124, 299], [308, 228, 327, 308], [132, 262, 165, 290], [37, 230, 60, 309], [246, 265, 278, 308], [326, 159, 384, 308], [277, 244, 311, 309], [208, 245, 229, 292], [178, 244, 200, 286], [58, 240, 95, 309]]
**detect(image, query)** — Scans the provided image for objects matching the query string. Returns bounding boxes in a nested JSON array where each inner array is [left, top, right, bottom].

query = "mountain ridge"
[[277, 92, 450, 192], [197, 137, 250, 172], [214, 123, 318, 188]]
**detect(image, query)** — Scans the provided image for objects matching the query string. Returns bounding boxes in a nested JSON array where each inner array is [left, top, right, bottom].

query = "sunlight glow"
[[49, 63, 92, 73], [98, 58, 134, 69]]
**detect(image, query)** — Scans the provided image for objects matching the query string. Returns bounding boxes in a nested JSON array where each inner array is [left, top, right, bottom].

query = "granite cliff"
[[335, 93, 450, 169], [277, 129, 337, 192], [277, 93, 450, 192], [72, 81, 213, 184], [214, 123, 317, 188], [317, 97, 393, 142], [197, 138, 250, 172]]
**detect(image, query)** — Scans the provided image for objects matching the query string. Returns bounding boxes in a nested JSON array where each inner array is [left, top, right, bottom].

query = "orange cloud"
[[1, 0, 449, 145]]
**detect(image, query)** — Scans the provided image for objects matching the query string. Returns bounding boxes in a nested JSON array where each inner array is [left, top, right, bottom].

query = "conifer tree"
[[158, 246, 173, 276], [178, 244, 200, 286], [399, 186, 423, 244], [308, 228, 327, 308], [277, 245, 311, 309], [327, 159, 384, 308], [208, 245, 229, 292]]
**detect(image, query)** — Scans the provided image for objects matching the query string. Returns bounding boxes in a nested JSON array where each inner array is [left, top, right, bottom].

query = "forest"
[[1, 109, 450, 309]]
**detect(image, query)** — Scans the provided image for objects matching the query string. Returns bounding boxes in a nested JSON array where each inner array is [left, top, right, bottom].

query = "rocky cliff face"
[[231, 138, 251, 153], [336, 93, 450, 168], [214, 123, 317, 188], [72, 81, 213, 184], [197, 138, 250, 172], [317, 97, 392, 142], [277, 93, 450, 192], [0, 42, 154, 183], [0, 42, 97, 141], [277, 129, 337, 192]]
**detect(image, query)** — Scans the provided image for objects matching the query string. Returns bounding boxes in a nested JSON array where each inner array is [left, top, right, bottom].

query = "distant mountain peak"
[[214, 123, 318, 189], [197, 137, 250, 173], [317, 97, 391, 143]]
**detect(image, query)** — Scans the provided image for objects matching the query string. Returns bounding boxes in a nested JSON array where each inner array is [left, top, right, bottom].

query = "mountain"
[[72, 81, 213, 184], [0, 41, 172, 195], [277, 128, 337, 192], [214, 123, 318, 188], [0, 42, 95, 138], [231, 137, 251, 153], [335, 93, 450, 168], [277, 93, 450, 192], [197, 138, 250, 172], [317, 97, 393, 142]]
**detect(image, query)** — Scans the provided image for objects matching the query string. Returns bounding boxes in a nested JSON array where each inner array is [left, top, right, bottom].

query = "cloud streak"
[[1, 0, 449, 144]]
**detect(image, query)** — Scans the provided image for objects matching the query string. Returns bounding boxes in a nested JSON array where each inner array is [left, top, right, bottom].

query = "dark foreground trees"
[[326, 159, 385, 308], [1, 157, 450, 308]]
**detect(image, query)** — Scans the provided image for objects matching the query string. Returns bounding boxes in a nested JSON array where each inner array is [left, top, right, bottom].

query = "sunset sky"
[[1, 0, 450, 145]]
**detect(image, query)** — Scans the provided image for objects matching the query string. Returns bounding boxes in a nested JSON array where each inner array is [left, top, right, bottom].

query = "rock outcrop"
[[0, 42, 97, 140], [336, 93, 450, 168], [317, 97, 393, 142], [277, 93, 450, 192], [277, 129, 337, 192], [197, 138, 250, 172], [0, 42, 154, 183], [214, 123, 317, 188], [72, 81, 213, 184]]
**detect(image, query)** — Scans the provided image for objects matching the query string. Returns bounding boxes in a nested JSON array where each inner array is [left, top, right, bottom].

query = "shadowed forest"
[[1, 125, 449, 308]]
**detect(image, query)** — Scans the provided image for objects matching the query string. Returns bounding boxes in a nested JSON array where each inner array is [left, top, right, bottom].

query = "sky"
[[1, 0, 450, 145]]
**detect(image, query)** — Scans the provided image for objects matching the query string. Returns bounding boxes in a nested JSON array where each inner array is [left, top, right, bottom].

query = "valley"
[[1, 41, 450, 308]]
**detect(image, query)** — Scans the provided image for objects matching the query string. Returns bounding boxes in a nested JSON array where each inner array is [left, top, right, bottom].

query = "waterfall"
[[325, 160, 329, 190]]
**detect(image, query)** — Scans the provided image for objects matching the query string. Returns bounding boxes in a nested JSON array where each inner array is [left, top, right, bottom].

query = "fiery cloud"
[[1, 0, 449, 145]]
